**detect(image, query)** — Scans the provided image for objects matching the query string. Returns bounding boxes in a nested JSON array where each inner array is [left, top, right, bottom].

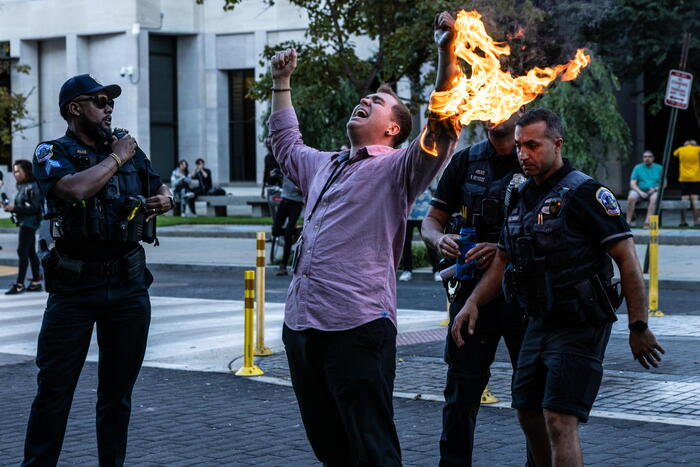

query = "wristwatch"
[[628, 320, 648, 333], [167, 195, 174, 209]]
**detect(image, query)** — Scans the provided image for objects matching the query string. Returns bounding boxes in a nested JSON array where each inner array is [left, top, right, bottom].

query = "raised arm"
[[268, 48, 328, 193], [271, 48, 296, 114], [398, 11, 462, 200]]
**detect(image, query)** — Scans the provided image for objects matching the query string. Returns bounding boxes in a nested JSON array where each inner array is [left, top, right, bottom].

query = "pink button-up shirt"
[[269, 107, 454, 331]]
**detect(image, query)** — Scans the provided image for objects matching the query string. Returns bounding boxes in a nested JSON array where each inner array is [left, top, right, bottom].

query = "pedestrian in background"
[[673, 139, 700, 226], [625, 150, 662, 227], [3, 159, 43, 295], [272, 175, 304, 276], [171, 159, 196, 216], [193, 158, 213, 196], [399, 183, 441, 282]]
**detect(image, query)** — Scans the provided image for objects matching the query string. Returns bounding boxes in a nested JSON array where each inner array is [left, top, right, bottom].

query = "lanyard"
[[305, 153, 349, 223]]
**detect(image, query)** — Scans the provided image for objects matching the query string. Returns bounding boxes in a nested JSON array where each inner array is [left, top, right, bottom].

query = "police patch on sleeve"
[[595, 187, 621, 216], [34, 143, 54, 163]]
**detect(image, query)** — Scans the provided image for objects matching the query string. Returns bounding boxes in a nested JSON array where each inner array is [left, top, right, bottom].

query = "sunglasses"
[[74, 95, 115, 109]]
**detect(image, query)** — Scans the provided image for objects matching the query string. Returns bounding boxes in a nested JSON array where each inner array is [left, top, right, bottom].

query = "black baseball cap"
[[58, 74, 121, 109]]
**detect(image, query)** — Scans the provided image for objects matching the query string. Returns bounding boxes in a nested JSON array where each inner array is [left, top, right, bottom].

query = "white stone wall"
[[1, 0, 314, 184]]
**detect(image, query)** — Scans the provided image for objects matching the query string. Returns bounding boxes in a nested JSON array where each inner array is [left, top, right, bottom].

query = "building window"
[[149, 35, 178, 182], [228, 69, 255, 182], [0, 42, 12, 168]]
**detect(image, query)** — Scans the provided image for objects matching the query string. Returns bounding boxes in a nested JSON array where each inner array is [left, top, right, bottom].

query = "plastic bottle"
[[455, 226, 477, 280]]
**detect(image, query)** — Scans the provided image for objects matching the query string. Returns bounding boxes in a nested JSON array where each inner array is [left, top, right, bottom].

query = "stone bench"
[[618, 199, 689, 226]]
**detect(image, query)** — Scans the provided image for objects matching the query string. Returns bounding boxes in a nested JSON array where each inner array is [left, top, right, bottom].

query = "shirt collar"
[[535, 158, 573, 190], [347, 144, 395, 163]]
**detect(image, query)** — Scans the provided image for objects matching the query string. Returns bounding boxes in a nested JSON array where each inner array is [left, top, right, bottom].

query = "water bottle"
[[455, 226, 477, 280]]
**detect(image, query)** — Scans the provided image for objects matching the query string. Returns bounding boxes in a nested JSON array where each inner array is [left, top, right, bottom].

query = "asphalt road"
[[147, 267, 700, 316]]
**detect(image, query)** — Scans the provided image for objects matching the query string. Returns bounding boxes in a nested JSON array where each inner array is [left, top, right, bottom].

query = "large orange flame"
[[421, 10, 591, 155]]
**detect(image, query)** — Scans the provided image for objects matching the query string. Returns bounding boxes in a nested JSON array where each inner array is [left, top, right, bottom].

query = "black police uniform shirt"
[[431, 141, 519, 217], [33, 129, 163, 261], [498, 159, 632, 252]]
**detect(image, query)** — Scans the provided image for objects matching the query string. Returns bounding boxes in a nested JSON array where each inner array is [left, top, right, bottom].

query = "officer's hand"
[[111, 135, 137, 163], [145, 194, 172, 221], [465, 242, 498, 270], [437, 234, 460, 259], [3, 203, 14, 212], [451, 299, 479, 346], [271, 48, 297, 80], [630, 329, 665, 369]]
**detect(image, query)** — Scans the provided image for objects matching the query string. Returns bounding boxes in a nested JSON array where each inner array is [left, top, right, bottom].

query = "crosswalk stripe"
[[0, 293, 445, 372]]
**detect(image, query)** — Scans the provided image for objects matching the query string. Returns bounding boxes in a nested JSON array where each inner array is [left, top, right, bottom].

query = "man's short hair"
[[643, 150, 653, 157], [516, 108, 564, 140], [376, 84, 412, 147], [195, 158, 205, 165]]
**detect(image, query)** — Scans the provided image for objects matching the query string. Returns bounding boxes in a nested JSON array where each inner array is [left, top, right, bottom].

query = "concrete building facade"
[[0, 0, 645, 195], [0, 0, 310, 186]]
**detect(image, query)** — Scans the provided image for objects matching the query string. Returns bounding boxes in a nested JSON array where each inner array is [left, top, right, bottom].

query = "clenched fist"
[[271, 48, 297, 81]]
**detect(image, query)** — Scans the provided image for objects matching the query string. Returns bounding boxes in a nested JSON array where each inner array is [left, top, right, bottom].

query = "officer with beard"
[[22, 74, 173, 466]]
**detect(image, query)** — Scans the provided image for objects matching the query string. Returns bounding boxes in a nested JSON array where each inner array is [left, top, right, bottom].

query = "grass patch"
[[0, 218, 16, 228], [157, 216, 273, 227]]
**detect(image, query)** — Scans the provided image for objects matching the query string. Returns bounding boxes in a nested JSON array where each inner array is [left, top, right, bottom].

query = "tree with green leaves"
[[211, 0, 631, 172], [0, 42, 31, 165]]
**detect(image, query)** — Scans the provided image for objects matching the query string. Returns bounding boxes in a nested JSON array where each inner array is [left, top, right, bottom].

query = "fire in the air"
[[420, 10, 591, 155]]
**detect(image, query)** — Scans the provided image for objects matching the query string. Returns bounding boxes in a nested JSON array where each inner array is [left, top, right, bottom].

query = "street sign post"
[[664, 69, 694, 110]]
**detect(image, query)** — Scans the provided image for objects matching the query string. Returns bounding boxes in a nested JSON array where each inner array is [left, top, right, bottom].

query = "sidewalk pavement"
[[1, 226, 699, 286]]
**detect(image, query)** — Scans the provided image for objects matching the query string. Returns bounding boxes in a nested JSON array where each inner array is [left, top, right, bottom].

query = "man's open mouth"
[[352, 107, 369, 119]]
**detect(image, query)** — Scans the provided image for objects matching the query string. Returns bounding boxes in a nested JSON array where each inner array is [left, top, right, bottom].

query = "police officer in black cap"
[[452, 108, 664, 466], [22, 74, 173, 466], [422, 107, 532, 466]]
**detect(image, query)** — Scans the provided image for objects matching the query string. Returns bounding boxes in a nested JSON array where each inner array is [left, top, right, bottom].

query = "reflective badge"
[[596, 187, 621, 216], [34, 143, 54, 163], [45, 159, 62, 175]]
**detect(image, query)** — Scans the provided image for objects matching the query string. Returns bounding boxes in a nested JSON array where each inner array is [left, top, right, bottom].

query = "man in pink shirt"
[[268, 12, 461, 466]]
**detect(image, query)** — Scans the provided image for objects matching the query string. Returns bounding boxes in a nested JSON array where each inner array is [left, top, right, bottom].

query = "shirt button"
[[314, 225, 319, 229], [303, 273, 308, 278]]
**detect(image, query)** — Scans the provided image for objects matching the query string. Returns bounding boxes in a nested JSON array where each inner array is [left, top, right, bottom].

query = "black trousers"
[[282, 318, 402, 467], [272, 199, 303, 267], [440, 286, 528, 467], [17, 226, 40, 283], [400, 219, 440, 272], [22, 265, 152, 467]]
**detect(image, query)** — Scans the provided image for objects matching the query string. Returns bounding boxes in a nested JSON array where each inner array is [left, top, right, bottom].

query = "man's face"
[[642, 152, 654, 166], [346, 92, 399, 143], [74, 93, 114, 139], [514, 121, 563, 178]]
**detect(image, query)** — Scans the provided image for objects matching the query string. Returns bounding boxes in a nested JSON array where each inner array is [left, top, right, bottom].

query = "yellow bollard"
[[235, 270, 264, 376], [480, 386, 499, 404], [439, 297, 450, 327], [255, 232, 273, 355], [647, 216, 664, 317]]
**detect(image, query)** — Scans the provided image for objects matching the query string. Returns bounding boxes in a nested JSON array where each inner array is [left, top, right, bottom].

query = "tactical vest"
[[45, 134, 153, 243], [503, 170, 616, 323], [459, 140, 519, 243]]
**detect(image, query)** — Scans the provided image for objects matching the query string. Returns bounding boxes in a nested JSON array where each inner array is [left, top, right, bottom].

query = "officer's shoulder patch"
[[595, 187, 620, 216], [34, 143, 54, 163]]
